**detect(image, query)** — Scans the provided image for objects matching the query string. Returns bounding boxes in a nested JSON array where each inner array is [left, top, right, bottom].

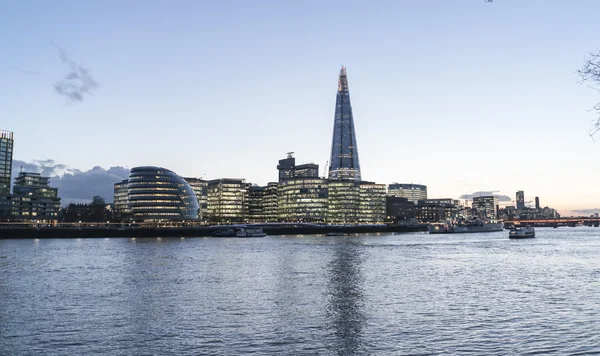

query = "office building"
[[416, 201, 458, 223], [0, 130, 14, 195], [328, 67, 361, 181], [277, 152, 319, 182], [262, 182, 279, 222], [11, 172, 61, 222], [127, 166, 199, 221], [327, 180, 360, 224], [112, 179, 131, 221], [472, 196, 499, 219], [535, 196, 540, 210], [183, 177, 208, 220], [386, 197, 417, 223], [516, 191, 525, 210], [207, 178, 248, 223], [387, 183, 427, 204], [247, 185, 265, 223], [423, 198, 460, 206], [358, 181, 386, 223], [278, 177, 328, 222]]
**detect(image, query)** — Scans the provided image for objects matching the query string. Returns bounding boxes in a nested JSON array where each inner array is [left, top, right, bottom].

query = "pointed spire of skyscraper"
[[328, 66, 361, 181]]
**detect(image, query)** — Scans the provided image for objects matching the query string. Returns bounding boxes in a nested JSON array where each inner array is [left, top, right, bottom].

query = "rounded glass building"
[[128, 166, 199, 221]]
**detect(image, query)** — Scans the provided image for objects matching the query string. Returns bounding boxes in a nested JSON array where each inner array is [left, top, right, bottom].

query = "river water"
[[1, 227, 599, 355]]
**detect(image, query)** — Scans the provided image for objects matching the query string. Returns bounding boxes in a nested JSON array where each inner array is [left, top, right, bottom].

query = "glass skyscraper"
[[328, 67, 361, 181], [0, 130, 14, 195]]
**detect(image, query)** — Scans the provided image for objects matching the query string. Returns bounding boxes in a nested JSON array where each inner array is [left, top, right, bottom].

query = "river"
[[1, 227, 599, 355]]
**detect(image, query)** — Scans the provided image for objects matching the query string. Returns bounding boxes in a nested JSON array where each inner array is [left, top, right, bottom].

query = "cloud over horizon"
[[459, 191, 512, 202], [11, 160, 129, 205]]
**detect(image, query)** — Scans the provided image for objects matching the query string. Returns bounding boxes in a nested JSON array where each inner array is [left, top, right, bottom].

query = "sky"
[[2, 0, 600, 216]]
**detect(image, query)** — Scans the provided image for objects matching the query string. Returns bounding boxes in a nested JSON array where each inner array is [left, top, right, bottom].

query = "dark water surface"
[[1, 228, 600, 355]]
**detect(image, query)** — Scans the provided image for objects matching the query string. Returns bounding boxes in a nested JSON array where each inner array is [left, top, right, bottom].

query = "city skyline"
[[3, 1, 600, 216]]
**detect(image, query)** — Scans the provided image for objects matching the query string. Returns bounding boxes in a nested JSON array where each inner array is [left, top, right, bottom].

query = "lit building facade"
[[472, 196, 499, 219], [327, 180, 360, 224], [358, 181, 386, 223], [183, 177, 208, 220], [247, 185, 265, 223], [10, 172, 61, 222], [127, 166, 199, 221], [328, 67, 361, 181], [0, 130, 14, 195], [516, 191, 525, 210], [277, 153, 320, 182], [113, 179, 131, 221], [278, 177, 328, 222], [416, 202, 458, 223], [207, 178, 248, 223], [262, 182, 279, 222], [387, 183, 427, 204]]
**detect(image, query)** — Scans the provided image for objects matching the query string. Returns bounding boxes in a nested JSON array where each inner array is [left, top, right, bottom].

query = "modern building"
[[472, 196, 499, 219], [262, 182, 279, 222], [358, 181, 386, 224], [206, 178, 247, 223], [327, 180, 360, 224], [278, 177, 329, 222], [127, 166, 199, 222], [247, 185, 265, 223], [416, 201, 458, 223], [516, 191, 525, 210], [387, 183, 427, 204], [183, 177, 208, 220], [112, 179, 131, 221], [0, 130, 14, 195], [277, 152, 320, 182], [535, 196, 540, 210], [10, 172, 61, 222], [386, 197, 417, 223], [423, 198, 461, 206], [328, 66, 361, 181]]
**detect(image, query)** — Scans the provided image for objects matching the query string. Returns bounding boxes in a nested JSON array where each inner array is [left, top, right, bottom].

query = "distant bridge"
[[505, 217, 600, 227]]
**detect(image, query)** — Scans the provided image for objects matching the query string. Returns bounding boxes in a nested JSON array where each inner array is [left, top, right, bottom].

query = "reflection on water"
[[326, 238, 366, 355]]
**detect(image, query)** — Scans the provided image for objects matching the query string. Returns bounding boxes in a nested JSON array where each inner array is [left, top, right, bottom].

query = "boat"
[[325, 232, 348, 236], [429, 219, 504, 234], [509, 226, 535, 239], [212, 226, 266, 237]]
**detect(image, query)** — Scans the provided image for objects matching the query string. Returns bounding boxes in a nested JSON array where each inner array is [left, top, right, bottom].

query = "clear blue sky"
[[2, 0, 600, 215]]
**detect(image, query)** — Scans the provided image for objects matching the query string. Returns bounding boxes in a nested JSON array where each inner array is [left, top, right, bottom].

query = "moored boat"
[[212, 225, 266, 237], [509, 226, 535, 239], [429, 219, 504, 234]]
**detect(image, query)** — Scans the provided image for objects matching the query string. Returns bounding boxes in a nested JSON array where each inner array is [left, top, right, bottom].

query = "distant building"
[[423, 198, 461, 206], [10, 172, 61, 222], [535, 196, 540, 210], [387, 183, 427, 204], [0, 130, 14, 195], [386, 197, 417, 223], [112, 179, 131, 221], [278, 177, 329, 222], [127, 166, 199, 222], [277, 153, 320, 182], [415, 201, 458, 223], [328, 67, 361, 181], [183, 177, 208, 220], [472, 196, 499, 219], [207, 178, 247, 223], [516, 191, 525, 210]]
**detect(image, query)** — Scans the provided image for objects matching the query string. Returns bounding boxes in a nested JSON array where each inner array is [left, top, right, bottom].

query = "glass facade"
[[206, 178, 247, 223], [358, 182, 386, 224], [0, 130, 14, 195], [472, 196, 499, 219], [277, 153, 320, 182], [516, 190, 525, 210], [327, 180, 360, 224], [113, 179, 131, 220], [11, 172, 61, 222], [387, 183, 427, 204], [128, 166, 199, 221], [278, 178, 328, 222], [328, 67, 361, 181], [262, 182, 279, 222], [183, 177, 208, 220]]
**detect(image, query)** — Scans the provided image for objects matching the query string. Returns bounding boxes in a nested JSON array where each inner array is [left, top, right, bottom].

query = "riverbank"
[[0, 224, 427, 239]]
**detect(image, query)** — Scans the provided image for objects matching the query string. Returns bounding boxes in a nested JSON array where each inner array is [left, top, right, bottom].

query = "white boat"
[[509, 226, 535, 239]]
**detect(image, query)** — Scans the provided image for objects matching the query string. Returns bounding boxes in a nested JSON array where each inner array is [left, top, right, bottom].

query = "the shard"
[[328, 66, 361, 181]]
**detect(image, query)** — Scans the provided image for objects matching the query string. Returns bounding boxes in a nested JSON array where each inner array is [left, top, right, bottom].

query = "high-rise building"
[[113, 179, 131, 221], [278, 177, 329, 222], [328, 67, 361, 181], [387, 183, 427, 204], [277, 153, 319, 182], [472, 196, 499, 219], [0, 130, 14, 195], [516, 191, 525, 210], [10, 171, 61, 222], [207, 178, 248, 223], [183, 177, 208, 219], [535, 196, 540, 209]]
